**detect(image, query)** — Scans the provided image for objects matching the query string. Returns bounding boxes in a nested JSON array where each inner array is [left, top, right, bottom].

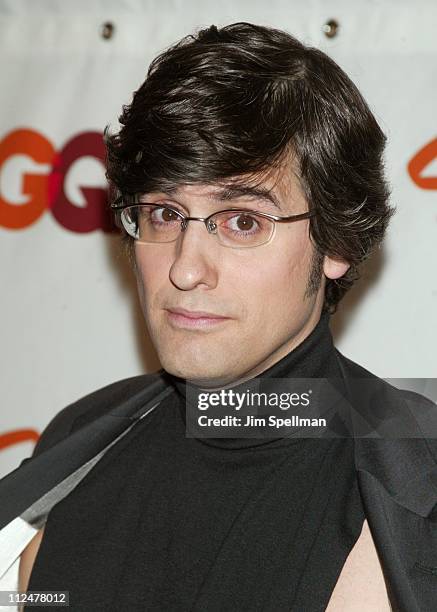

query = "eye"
[[149, 206, 182, 225], [213, 210, 273, 247], [223, 212, 261, 234]]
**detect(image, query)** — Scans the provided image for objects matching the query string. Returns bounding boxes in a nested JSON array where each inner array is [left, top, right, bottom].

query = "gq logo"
[[0, 128, 116, 233], [1, 129, 435, 235]]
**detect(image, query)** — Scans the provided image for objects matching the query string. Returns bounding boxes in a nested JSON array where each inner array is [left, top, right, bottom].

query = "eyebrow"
[[141, 183, 282, 211], [209, 184, 282, 211]]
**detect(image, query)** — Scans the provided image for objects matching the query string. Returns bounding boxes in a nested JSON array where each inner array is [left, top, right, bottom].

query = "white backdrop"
[[1, 0, 436, 477]]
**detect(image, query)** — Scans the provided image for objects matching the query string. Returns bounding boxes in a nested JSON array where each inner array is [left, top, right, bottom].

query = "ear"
[[323, 255, 350, 280]]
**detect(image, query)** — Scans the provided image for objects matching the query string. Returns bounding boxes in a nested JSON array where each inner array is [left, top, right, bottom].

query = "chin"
[[160, 357, 214, 381], [157, 350, 228, 384], [152, 328, 220, 377]]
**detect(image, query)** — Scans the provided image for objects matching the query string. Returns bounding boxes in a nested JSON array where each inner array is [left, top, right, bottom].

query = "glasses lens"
[[213, 211, 274, 248], [120, 205, 182, 243]]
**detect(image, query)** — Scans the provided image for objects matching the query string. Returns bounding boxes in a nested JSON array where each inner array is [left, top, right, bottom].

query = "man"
[[15, 22, 437, 612]]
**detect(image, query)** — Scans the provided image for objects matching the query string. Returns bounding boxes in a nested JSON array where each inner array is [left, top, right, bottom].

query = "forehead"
[[144, 161, 306, 212]]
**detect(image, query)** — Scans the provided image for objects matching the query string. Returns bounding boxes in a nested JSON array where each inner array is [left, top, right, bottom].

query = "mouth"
[[165, 307, 232, 330]]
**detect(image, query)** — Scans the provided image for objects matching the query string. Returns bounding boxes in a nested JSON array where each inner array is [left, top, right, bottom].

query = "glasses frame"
[[111, 196, 317, 248]]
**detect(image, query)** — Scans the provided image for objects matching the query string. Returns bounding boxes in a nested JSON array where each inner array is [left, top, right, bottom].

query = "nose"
[[169, 220, 220, 291]]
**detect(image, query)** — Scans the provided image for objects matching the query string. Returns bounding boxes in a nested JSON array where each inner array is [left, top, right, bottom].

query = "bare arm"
[[326, 519, 391, 611], [18, 527, 45, 592]]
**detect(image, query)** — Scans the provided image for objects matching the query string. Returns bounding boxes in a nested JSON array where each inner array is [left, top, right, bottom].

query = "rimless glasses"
[[112, 195, 316, 249]]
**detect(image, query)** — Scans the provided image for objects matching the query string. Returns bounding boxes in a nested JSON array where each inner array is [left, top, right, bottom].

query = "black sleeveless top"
[[27, 312, 365, 611]]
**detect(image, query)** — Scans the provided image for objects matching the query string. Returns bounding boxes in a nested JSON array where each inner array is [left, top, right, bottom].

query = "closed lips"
[[167, 308, 229, 319]]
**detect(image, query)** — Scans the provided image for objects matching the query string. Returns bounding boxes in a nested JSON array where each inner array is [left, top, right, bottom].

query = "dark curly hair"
[[105, 22, 395, 314]]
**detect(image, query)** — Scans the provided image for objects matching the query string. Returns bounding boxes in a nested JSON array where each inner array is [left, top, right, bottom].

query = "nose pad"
[[206, 219, 217, 234]]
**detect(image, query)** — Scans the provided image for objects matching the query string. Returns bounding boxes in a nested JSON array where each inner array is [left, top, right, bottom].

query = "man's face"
[[134, 165, 327, 387]]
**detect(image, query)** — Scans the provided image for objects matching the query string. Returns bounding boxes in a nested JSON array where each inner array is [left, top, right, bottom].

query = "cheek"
[[277, 226, 313, 285], [134, 246, 169, 308], [230, 230, 312, 313]]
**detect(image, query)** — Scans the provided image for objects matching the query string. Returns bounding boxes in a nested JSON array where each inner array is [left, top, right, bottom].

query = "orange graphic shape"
[[0, 128, 56, 229], [408, 138, 437, 189], [0, 428, 39, 451]]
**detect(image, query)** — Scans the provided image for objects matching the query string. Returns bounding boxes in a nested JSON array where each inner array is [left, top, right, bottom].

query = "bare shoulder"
[[18, 527, 45, 592], [325, 519, 391, 611]]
